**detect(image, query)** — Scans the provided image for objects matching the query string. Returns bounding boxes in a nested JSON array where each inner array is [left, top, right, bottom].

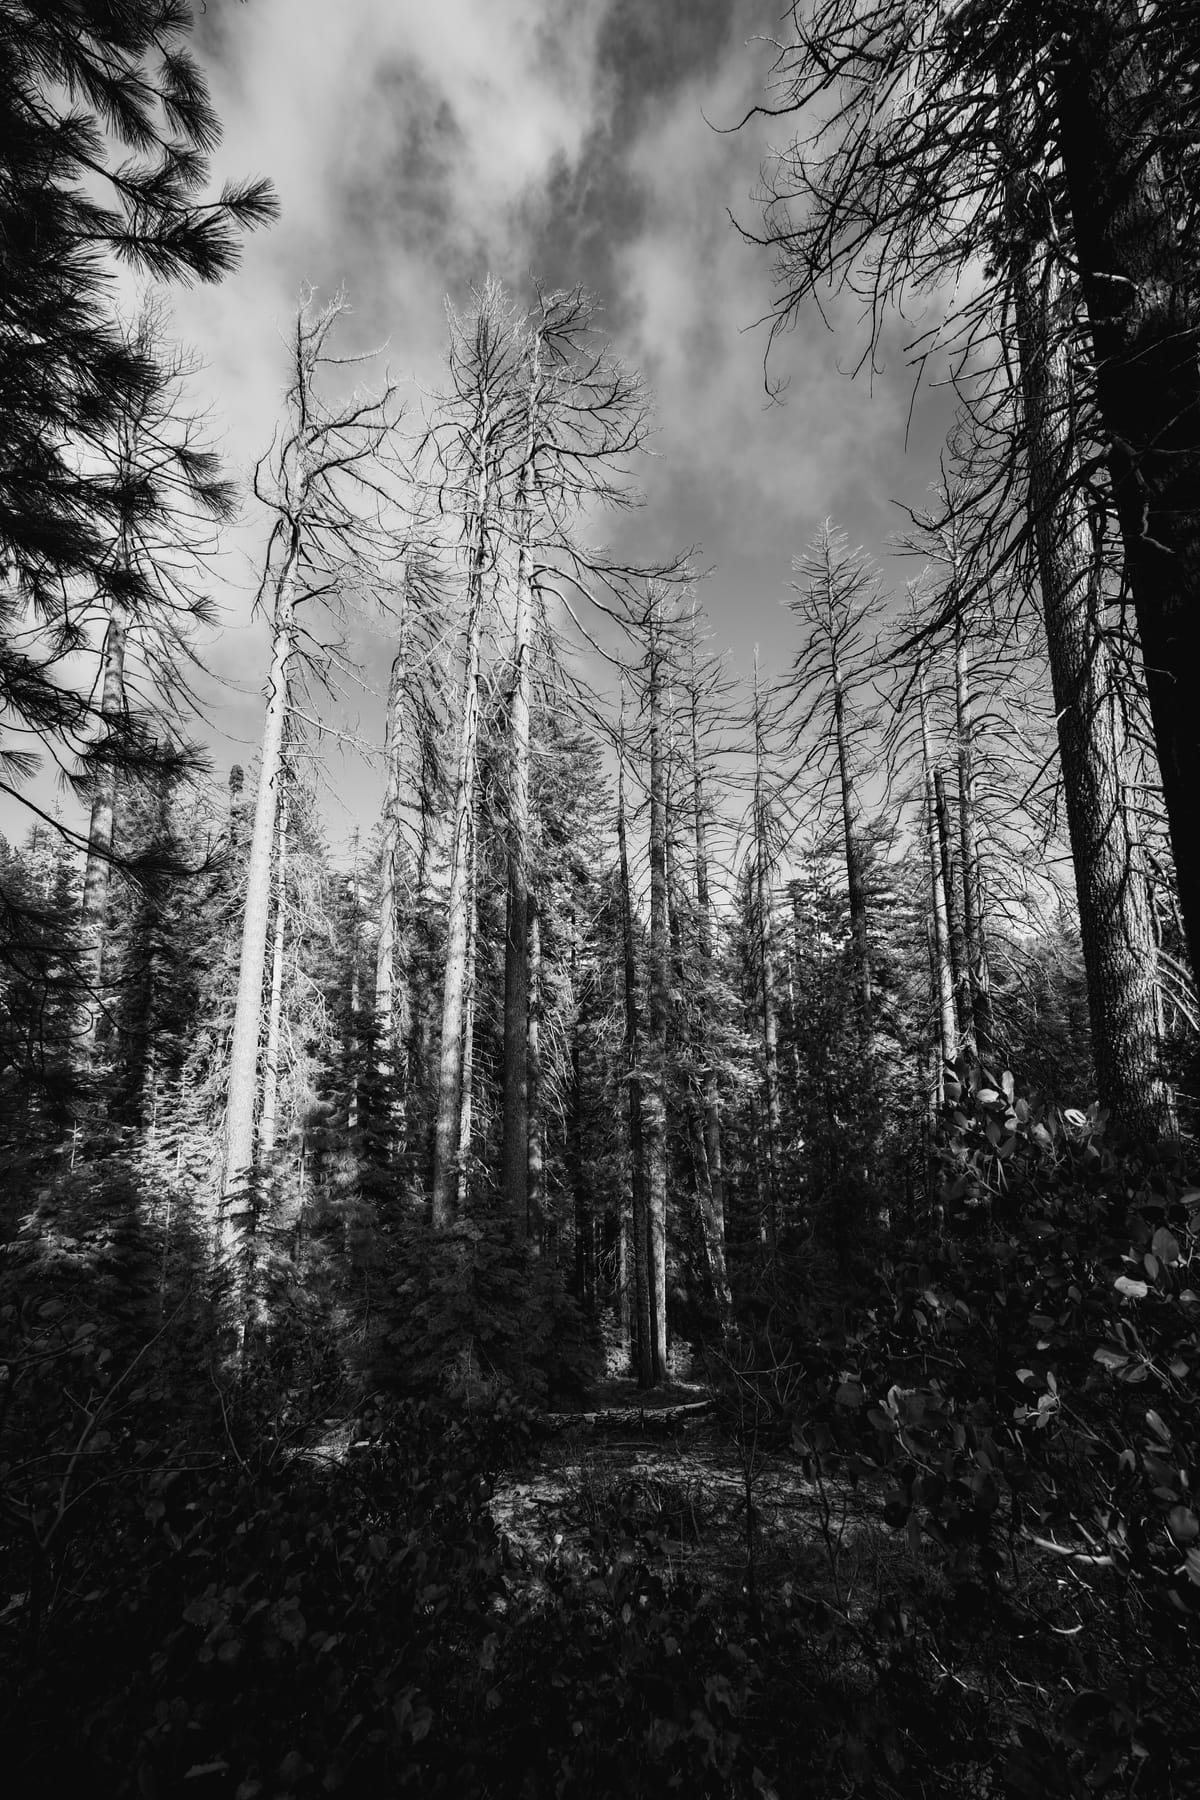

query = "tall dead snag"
[[375, 593, 411, 1099], [430, 282, 517, 1228], [750, 654, 781, 1253], [953, 587, 993, 1068], [1010, 223, 1171, 1135], [258, 768, 289, 1160], [644, 590, 671, 1382], [617, 707, 653, 1388], [915, 648, 957, 1092], [222, 289, 400, 1329], [682, 609, 734, 1335], [786, 523, 884, 1034]]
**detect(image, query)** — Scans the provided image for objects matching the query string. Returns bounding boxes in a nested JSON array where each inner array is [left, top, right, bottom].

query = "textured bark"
[[751, 663, 781, 1252], [618, 731, 653, 1389], [831, 652, 871, 1023], [645, 608, 670, 1383], [78, 598, 127, 1059], [527, 899, 545, 1246], [689, 679, 733, 1334], [258, 774, 289, 1159], [222, 524, 300, 1244], [933, 766, 968, 1048], [570, 916, 592, 1302], [953, 604, 993, 1065], [431, 517, 486, 1228], [456, 827, 477, 1214], [1012, 230, 1170, 1135], [1053, 0, 1200, 981], [375, 593, 411, 1105], [502, 341, 541, 1234], [917, 665, 957, 1084]]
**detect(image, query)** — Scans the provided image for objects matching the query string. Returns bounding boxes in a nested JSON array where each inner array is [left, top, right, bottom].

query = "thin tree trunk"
[[953, 603, 993, 1065], [503, 341, 541, 1235], [456, 819, 477, 1214], [617, 723, 653, 1389], [933, 765, 969, 1051], [689, 679, 733, 1333], [431, 518, 486, 1228], [222, 523, 301, 1261], [376, 592, 411, 1111], [1012, 228, 1170, 1135], [1053, 1, 1200, 981], [528, 897, 545, 1246], [917, 665, 957, 1085], [79, 598, 128, 1060], [258, 773, 289, 1160], [645, 610, 670, 1384], [831, 656, 871, 1022], [752, 659, 781, 1253]]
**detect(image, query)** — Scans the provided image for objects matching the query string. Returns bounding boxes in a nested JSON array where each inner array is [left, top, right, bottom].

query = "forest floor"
[[489, 1376, 896, 1616]]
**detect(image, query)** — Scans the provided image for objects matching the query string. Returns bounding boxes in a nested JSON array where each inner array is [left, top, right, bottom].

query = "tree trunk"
[[222, 524, 301, 1260], [456, 818, 477, 1214], [831, 656, 871, 1023], [752, 661, 781, 1252], [431, 520, 486, 1228], [503, 343, 541, 1235], [953, 604, 993, 1065], [689, 681, 733, 1333], [933, 765, 968, 1050], [1053, 0, 1200, 981], [527, 897, 545, 1246], [1012, 229, 1170, 1135], [917, 665, 957, 1085], [79, 598, 128, 1060], [376, 593, 411, 1111], [645, 607, 670, 1384], [258, 772, 289, 1160], [570, 915, 591, 1302], [617, 727, 653, 1389]]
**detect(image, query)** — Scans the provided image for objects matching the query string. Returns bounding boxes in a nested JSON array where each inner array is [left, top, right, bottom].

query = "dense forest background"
[[3, 3, 1200, 1796]]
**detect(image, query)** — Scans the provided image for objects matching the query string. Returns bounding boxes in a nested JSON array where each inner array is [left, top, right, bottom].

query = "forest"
[[3, 2, 1200, 1795]]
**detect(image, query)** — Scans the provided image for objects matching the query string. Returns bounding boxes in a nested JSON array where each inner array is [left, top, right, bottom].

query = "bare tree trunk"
[[503, 341, 541, 1235], [752, 659, 781, 1253], [456, 818, 477, 1214], [831, 655, 871, 1023], [618, 725, 653, 1388], [222, 524, 301, 1265], [1012, 230, 1171, 1135], [645, 602, 671, 1384], [689, 680, 733, 1334], [79, 598, 128, 1060], [917, 665, 957, 1087], [375, 592, 411, 1113], [953, 605, 993, 1065], [528, 898, 545, 1245], [933, 765, 969, 1050], [431, 542, 485, 1228], [258, 772, 289, 1159]]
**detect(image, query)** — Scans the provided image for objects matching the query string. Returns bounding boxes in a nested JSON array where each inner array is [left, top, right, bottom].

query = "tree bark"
[[645, 603, 670, 1383], [527, 897, 545, 1246], [456, 818, 477, 1214], [618, 723, 653, 1389], [831, 652, 871, 1024], [1012, 229, 1170, 1135], [375, 590, 412, 1112], [751, 659, 781, 1252], [222, 522, 300, 1254], [917, 664, 957, 1086], [688, 674, 733, 1334], [258, 771, 289, 1160], [953, 600, 993, 1065], [933, 765, 968, 1050], [1053, 0, 1200, 981]]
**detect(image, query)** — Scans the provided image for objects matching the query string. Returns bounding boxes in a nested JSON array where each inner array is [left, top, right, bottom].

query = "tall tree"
[[222, 292, 400, 1316]]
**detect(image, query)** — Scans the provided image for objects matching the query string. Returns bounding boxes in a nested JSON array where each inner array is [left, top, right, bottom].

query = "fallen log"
[[539, 1398, 715, 1437]]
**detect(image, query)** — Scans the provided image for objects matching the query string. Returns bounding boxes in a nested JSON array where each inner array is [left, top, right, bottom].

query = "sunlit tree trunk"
[[431, 505, 486, 1228], [617, 722, 653, 1388], [456, 819, 477, 1214], [527, 897, 545, 1245], [222, 520, 300, 1264], [953, 596, 993, 1065], [375, 591, 411, 1115], [1012, 229, 1171, 1135], [751, 658, 781, 1252], [933, 765, 968, 1049], [258, 771, 289, 1160], [917, 663, 956, 1088], [645, 602, 670, 1382], [688, 675, 733, 1334]]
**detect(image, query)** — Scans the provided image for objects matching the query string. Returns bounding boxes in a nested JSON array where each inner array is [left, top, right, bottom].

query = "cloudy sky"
[[161, 0, 957, 843]]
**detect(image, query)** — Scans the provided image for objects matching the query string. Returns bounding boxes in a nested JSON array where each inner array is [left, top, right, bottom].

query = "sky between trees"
[[112, 0, 965, 853]]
